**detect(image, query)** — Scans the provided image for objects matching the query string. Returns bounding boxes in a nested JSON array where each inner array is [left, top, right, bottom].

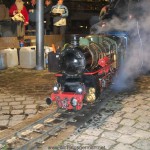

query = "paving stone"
[[137, 105, 150, 110], [25, 104, 37, 109], [11, 110, 24, 115], [25, 109, 37, 114], [8, 120, 23, 127], [104, 102, 122, 110], [147, 102, 150, 107], [66, 134, 80, 142], [134, 109, 149, 117], [133, 122, 150, 130], [101, 121, 119, 131], [0, 115, 10, 120], [0, 110, 10, 115], [12, 105, 25, 109], [116, 134, 138, 144], [145, 97, 150, 101], [2, 106, 11, 110], [94, 137, 116, 150], [112, 143, 138, 150], [0, 120, 9, 126], [132, 129, 150, 139], [9, 102, 21, 106], [0, 98, 3, 102], [82, 127, 103, 137], [76, 134, 98, 145], [123, 112, 140, 120], [0, 143, 3, 149], [147, 111, 150, 117], [0, 95, 10, 99], [124, 102, 140, 108], [101, 131, 121, 140], [122, 97, 136, 102], [143, 94, 150, 98], [25, 97, 36, 101], [137, 116, 150, 123], [133, 139, 150, 150], [135, 100, 146, 105], [121, 107, 137, 113], [120, 119, 135, 126], [0, 102, 8, 106], [22, 100, 35, 105], [106, 116, 122, 123], [10, 115, 26, 121], [11, 95, 24, 98], [26, 114, 35, 119], [117, 126, 137, 135], [134, 95, 146, 100], [35, 100, 45, 105], [4, 98, 15, 102], [113, 111, 126, 117], [15, 97, 26, 101]]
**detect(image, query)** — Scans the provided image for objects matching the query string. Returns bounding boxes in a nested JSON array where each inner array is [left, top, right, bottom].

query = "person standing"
[[0, 0, 9, 21], [9, 0, 29, 26], [27, 0, 36, 12], [99, 5, 110, 20], [26, 0, 36, 31], [9, 0, 29, 38], [51, 0, 68, 35], [0, 0, 10, 36], [44, 0, 53, 35]]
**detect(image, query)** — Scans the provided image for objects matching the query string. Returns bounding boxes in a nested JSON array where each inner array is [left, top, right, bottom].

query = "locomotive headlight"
[[77, 87, 83, 94], [53, 86, 58, 91], [76, 85, 84, 94], [73, 59, 78, 63], [71, 98, 78, 107], [53, 84, 59, 93]]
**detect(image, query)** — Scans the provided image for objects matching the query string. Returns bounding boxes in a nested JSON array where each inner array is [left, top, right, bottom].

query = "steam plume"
[[90, 0, 150, 91]]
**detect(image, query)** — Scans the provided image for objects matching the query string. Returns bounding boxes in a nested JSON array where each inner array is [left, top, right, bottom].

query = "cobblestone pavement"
[[0, 67, 56, 130], [61, 75, 150, 150], [0, 67, 150, 150]]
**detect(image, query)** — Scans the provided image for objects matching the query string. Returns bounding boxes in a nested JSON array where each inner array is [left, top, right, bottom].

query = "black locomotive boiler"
[[46, 33, 127, 110]]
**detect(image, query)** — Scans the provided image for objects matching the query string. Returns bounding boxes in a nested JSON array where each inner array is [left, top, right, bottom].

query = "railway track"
[[0, 89, 123, 150], [0, 107, 85, 150]]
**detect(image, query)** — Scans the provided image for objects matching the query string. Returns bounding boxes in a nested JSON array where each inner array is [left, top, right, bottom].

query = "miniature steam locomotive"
[[46, 33, 127, 110]]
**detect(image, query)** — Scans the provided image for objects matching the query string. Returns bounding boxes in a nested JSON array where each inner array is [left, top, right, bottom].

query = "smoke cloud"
[[90, 0, 150, 91]]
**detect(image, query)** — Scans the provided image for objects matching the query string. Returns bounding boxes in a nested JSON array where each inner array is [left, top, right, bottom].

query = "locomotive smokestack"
[[70, 34, 80, 47]]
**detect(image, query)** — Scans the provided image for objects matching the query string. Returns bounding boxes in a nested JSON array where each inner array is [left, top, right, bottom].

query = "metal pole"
[[36, 0, 44, 70]]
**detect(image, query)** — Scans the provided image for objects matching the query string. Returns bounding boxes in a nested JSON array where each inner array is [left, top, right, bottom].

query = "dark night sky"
[[2, 0, 141, 20], [3, 0, 121, 8]]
